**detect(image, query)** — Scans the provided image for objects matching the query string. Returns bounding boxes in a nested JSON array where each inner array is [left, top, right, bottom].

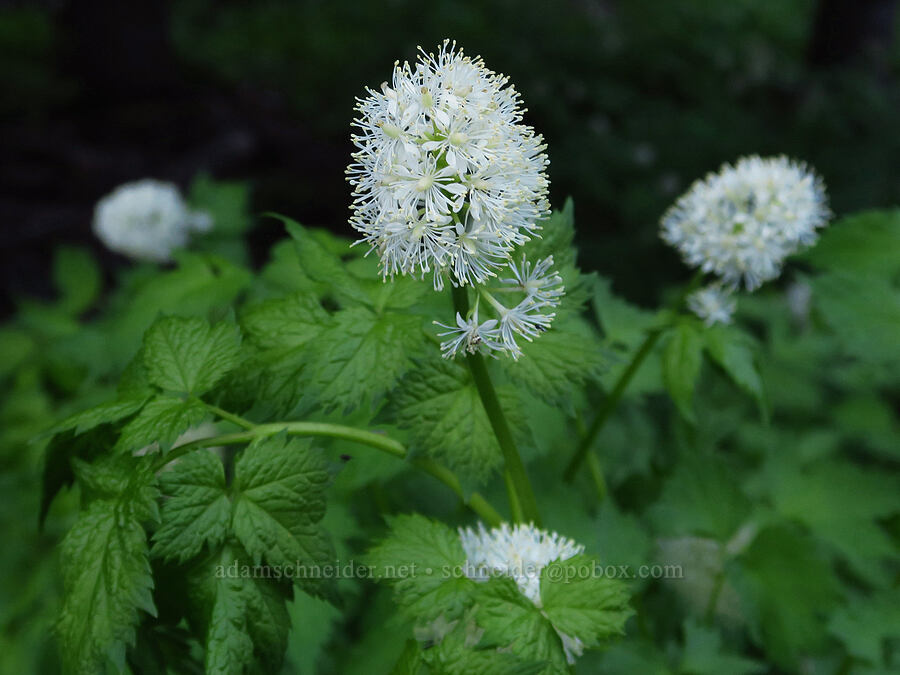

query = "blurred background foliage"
[[2, 0, 899, 310]]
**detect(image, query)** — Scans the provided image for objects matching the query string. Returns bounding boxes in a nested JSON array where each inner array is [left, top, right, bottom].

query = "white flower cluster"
[[348, 41, 562, 360], [459, 522, 585, 663], [93, 179, 212, 263], [348, 40, 550, 289], [686, 283, 736, 326], [661, 155, 829, 291], [436, 255, 564, 360]]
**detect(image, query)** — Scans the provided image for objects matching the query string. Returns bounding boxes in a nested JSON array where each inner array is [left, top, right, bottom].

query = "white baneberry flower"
[[348, 40, 550, 288], [93, 179, 212, 263], [435, 255, 564, 360], [459, 522, 586, 663], [687, 283, 736, 326], [661, 155, 829, 291]]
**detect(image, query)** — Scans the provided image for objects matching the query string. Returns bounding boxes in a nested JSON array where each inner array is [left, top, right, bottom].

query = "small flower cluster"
[[661, 155, 829, 325], [459, 522, 586, 663], [436, 256, 564, 360], [686, 283, 737, 327], [348, 41, 562, 359], [93, 179, 212, 263]]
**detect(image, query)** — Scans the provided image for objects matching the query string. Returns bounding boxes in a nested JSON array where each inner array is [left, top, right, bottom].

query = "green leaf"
[[802, 209, 900, 278], [53, 246, 101, 315], [703, 325, 764, 410], [730, 525, 841, 668], [679, 619, 765, 675], [648, 451, 751, 541], [808, 271, 900, 364], [423, 619, 546, 675], [474, 576, 569, 673], [152, 450, 231, 562], [593, 276, 661, 347], [367, 514, 474, 623], [114, 395, 208, 454], [142, 316, 242, 395], [280, 217, 372, 307], [761, 457, 900, 585], [49, 395, 150, 437], [241, 291, 329, 351], [499, 316, 606, 408], [302, 307, 425, 413], [189, 544, 290, 675], [232, 435, 332, 570], [57, 457, 158, 674], [661, 321, 704, 422], [394, 358, 518, 486], [828, 590, 900, 665], [540, 555, 632, 647]]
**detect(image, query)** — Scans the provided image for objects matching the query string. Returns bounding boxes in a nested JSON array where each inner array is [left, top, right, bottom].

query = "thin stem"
[[452, 285, 541, 525], [158, 421, 500, 523], [202, 402, 256, 431], [586, 452, 607, 502], [562, 328, 663, 482], [563, 271, 705, 483]]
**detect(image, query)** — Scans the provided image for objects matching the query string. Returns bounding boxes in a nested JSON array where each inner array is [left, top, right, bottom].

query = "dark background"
[[2, 0, 898, 316]]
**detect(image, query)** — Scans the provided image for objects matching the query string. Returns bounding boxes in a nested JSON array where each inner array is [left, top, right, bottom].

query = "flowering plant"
[[3, 41, 900, 675]]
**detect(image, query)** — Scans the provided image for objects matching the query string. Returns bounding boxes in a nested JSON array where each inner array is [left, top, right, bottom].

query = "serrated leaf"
[[662, 321, 703, 422], [240, 291, 329, 351], [302, 307, 425, 413], [424, 619, 546, 675], [142, 316, 242, 395], [58, 457, 158, 675], [367, 514, 473, 623], [53, 246, 101, 315], [474, 576, 569, 674], [190, 544, 290, 675], [49, 395, 150, 437], [115, 395, 208, 454], [152, 450, 231, 562], [232, 435, 331, 570], [394, 358, 516, 486], [703, 325, 764, 409], [540, 555, 632, 647], [278, 217, 372, 307], [500, 316, 605, 408]]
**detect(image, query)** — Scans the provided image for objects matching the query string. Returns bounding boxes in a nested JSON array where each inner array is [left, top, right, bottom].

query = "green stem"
[[562, 328, 663, 482], [202, 402, 256, 431], [451, 285, 541, 525], [159, 420, 502, 525], [563, 271, 705, 483]]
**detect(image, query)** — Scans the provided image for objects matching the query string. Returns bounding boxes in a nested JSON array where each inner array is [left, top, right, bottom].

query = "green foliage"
[[6, 186, 900, 675], [57, 457, 158, 674], [142, 316, 242, 396]]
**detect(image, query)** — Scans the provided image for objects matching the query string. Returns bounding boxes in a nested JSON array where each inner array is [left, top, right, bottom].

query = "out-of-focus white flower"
[[93, 179, 212, 263], [435, 255, 564, 360], [785, 279, 812, 324], [459, 522, 585, 663], [661, 155, 829, 291], [687, 283, 736, 326], [348, 40, 550, 289]]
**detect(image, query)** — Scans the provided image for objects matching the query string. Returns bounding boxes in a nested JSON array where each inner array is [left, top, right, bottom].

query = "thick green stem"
[[159, 420, 501, 525], [451, 285, 541, 525], [563, 271, 704, 483]]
